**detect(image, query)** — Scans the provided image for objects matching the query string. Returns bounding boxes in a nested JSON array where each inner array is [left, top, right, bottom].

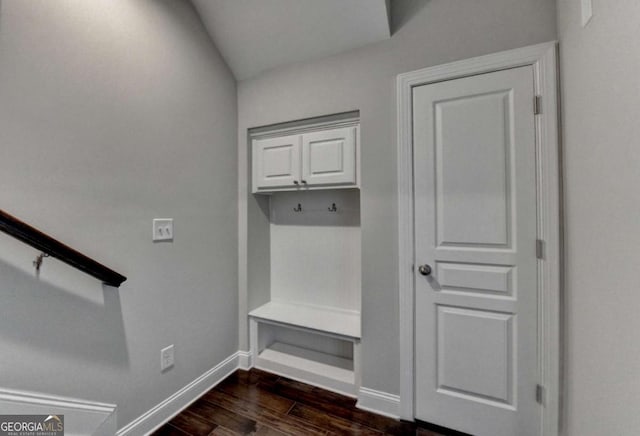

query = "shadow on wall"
[[0, 258, 129, 368], [390, 0, 430, 35], [157, 0, 227, 63]]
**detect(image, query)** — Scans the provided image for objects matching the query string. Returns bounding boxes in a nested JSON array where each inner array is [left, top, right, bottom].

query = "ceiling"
[[191, 0, 391, 81]]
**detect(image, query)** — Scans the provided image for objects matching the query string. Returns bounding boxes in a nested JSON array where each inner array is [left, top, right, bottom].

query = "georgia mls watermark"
[[0, 415, 64, 436]]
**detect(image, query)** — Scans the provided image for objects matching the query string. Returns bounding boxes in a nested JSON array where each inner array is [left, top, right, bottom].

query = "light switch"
[[581, 0, 593, 27], [153, 218, 173, 242]]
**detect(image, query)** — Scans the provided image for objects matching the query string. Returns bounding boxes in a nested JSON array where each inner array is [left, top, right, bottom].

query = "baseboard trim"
[[117, 351, 241, 436], [0, 388, 117, 436], [356, 387, 400, 419], [0, 387, 116, 412], [237, 350, 252, 370]]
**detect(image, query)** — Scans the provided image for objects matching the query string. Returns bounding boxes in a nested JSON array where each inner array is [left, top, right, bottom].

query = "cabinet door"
[[253, 135, 301, 192], [301, 127, 357, 187]]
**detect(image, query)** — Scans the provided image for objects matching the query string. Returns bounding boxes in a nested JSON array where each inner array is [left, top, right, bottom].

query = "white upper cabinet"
[[252, 125, 359, 193], [302, 127, 357, 187], [253, 134, 302, 191]]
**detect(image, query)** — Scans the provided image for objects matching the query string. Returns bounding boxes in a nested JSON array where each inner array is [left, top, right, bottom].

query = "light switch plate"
[[581, 0, 593, 27], [153, 218, 173, 242]]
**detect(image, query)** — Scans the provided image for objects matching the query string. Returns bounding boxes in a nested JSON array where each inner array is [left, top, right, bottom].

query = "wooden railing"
[[0, 209, 126, 287]]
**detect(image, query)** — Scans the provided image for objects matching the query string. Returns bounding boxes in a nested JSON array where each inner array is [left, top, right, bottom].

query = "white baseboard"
[[356, 387, 400, 419], [237, 350, 252, 370], [0, 388, 117, 436], [117, 351, 242, 436], [117, 353, 401, 435]]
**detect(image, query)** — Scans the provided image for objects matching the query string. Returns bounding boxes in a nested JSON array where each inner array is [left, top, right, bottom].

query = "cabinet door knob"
[[293, 180, 299, 185], [301, 180, 307, 184]]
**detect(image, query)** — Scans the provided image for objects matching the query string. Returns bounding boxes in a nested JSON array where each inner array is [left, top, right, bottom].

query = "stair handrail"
[[0, 209, 126, 287]]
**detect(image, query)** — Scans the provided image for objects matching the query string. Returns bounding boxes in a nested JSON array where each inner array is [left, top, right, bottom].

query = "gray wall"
[[0, 0, 237, 429], [557, 1, 640, 435], [238, 0, 557, 395]]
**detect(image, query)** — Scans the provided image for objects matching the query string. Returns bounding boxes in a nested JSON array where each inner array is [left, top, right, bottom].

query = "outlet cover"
[[153, 218, 173, 242], [161, 344, 174, 371]]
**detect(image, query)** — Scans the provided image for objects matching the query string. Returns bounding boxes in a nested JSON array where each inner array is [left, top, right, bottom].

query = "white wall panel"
[[270, 190, 361, 311]]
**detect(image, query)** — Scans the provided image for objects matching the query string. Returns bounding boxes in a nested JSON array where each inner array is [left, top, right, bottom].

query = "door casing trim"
[[396, 41, 561, 436]]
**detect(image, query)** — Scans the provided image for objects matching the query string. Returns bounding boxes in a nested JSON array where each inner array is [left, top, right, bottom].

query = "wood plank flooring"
[[152, 369, 456, 436]]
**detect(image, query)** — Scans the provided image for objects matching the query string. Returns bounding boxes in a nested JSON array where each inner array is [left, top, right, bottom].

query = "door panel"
[[435, 262, 515, 296], [301, 127, 357, 186], [437, 306, 514, 405], [413, 66, 538, 436], [435, 91, 512, 248], [253, 135, 301, 191]]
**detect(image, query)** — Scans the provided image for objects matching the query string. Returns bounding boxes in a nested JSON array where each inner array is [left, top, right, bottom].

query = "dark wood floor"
[[152, 369, 452, 436]]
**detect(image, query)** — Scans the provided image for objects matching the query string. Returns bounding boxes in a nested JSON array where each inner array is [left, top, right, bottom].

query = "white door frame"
[[396, 42, 561, 436]]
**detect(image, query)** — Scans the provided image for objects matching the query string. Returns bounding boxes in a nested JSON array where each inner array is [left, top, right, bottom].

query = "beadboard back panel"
[[269, 189, 361, 311]]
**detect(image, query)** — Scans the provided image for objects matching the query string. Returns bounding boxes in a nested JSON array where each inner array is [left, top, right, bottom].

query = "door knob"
[[418, 264, 432, 276]]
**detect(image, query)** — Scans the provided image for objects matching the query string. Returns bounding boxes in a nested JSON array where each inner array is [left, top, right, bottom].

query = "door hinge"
[[536, 384, 546, 405], [536, 239, 545, 260], [534, 95, 542, 115]]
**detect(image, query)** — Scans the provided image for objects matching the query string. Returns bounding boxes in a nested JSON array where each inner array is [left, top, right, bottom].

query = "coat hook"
[[293, 203, 303, 212], [328, 203, 337, 212]]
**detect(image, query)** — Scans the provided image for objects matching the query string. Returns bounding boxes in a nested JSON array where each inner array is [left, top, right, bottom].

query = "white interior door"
[[413, 66, 539, 436]]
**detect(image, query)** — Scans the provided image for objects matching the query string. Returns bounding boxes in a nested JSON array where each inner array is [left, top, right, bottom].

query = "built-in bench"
[[249, 301, 361, 397]]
